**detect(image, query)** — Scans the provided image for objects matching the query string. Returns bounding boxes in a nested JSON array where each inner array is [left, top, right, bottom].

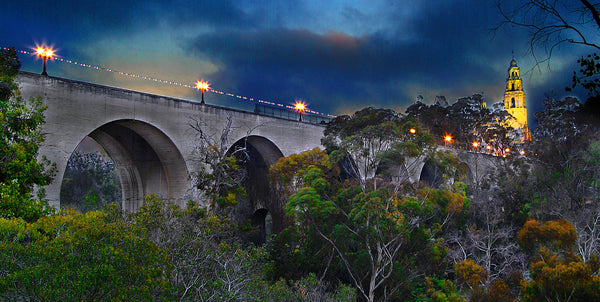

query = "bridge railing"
[[254, 103, 333, 125]]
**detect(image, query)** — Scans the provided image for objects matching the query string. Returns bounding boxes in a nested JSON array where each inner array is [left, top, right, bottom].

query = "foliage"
[[405, 96, 518, 151], [273, 111, 470, 301], [0, 47, 55, 222], [190, 114, 248, 213], [455, 259, 487, 289], [517, 219, 600, 301], [0, 210, 173, 301], [522, 260, 600, 302], [517, 219, 578, 259], [264, 273, 356, 302], [60, 151, 121, 212], [322, 107, 433, 190], [417, 277, 465, 302], [568, 53, 600, 97]]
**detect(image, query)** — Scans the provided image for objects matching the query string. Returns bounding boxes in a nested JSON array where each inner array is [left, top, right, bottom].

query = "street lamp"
[[35, 46, 54, 76], [472, 141, 479, 148], [295, 101, 306, 121], [409, 128, 417, 135], [195, 80, 210, 104]]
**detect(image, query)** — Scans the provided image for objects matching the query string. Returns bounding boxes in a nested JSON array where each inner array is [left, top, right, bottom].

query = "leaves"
[[0, 48, 55, 222]]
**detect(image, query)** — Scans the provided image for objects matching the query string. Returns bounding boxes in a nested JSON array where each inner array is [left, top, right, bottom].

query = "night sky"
[[1, 0, 593, 126]]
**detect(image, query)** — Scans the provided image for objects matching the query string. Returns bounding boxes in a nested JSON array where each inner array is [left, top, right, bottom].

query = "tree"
[[283, 165, 470, 302], [405, 96, 519, 152], [189, 114, 249, 214], [0, 209, 173, 301], [274, 110, 469, 301], [60, 151, 121, 212], [322, 107, 432, 191], [0, 47, 55, 222], [497, 0, 600, 67], [517, 219, 600, 301]]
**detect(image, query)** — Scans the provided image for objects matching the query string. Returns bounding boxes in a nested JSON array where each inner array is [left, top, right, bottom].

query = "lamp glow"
[[295, 101, 306, 121], [195, 80, 210, 104], [35, 46, 55, 76]]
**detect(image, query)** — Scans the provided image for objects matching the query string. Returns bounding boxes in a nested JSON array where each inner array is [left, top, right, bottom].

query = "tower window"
[[512, 83, 515, 90], [511, 98, 515, 108]]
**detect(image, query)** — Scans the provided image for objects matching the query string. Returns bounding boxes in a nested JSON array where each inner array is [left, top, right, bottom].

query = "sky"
[[1, 0, 596, 127]]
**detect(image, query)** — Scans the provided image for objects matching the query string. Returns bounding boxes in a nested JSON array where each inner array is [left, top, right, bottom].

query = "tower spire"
[[503, 57, 531, 141]]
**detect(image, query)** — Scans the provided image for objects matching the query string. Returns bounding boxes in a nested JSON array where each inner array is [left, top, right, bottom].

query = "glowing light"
[[409, 128, 416, 134], [195, 80, 210, 104], [295, 101, 306, 121], [520, 150, 525, 155], [195, 80, 210, 92], [35, 47, 54, 59], [486, 145, 492, 150], [444, 135, 452, 142], [34, 46, 55, 76], [9, 47, 341, 118], [505, 147, 510, 153], [472, 141, 479, 148], [295, 102, 306, 112]]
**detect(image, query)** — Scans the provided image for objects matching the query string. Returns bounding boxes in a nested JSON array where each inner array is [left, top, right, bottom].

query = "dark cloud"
[[1, 0, 589, 119], [183, 0, 528, 113], [1, 0, 254, 39]]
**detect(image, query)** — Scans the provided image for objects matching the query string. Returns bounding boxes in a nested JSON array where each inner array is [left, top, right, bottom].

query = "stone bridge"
[[17, 72, 324, 216], [16, 72, 501, 240]]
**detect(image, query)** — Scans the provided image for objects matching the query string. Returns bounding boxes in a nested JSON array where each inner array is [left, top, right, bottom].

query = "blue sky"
[[1, 0, 594, 125]]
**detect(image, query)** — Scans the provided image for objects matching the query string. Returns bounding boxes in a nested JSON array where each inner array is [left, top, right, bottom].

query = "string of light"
[[8, 47, 336, 118]]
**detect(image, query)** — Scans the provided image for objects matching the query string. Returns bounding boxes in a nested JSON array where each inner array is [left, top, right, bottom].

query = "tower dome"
[[510, 58, 518, 67]]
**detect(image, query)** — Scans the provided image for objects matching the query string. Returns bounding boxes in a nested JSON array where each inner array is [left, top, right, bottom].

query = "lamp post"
[[295, 101, 305, 121], [35, 47, 54, 76], [195, 80, 210, 104]]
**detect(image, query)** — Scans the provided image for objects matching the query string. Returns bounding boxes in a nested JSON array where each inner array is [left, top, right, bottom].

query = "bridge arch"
[[227, 135, 285, 235], [63, 119, 188, 212]]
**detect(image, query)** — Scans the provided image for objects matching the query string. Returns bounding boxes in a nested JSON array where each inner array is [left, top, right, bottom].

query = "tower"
[[504, 58, 531, 141]]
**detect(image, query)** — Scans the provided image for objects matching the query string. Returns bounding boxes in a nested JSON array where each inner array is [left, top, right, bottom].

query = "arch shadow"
[[227, 135, 284, 235], [63, 119, 188, 212]]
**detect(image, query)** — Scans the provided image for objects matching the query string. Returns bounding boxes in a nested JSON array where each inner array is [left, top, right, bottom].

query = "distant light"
[[472, 141, 479, 148], [520, 150, 525, 155], [486, 145, 492, 150], [444, 135, 452, 142], [409, 128, 416, 134], [505, 147, 510, 153]]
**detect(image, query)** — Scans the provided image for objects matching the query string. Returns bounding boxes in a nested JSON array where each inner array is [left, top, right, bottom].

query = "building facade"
[[504, 59, 531, 141]]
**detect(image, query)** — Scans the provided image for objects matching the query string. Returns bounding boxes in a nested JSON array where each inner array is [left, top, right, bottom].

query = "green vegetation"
[[0, 47, 55, 222], [60, 151, 122, 212], [4, 29, 600, 301]]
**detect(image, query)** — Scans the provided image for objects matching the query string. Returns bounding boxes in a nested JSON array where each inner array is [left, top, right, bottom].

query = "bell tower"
[[504, 58, 531, 141]]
